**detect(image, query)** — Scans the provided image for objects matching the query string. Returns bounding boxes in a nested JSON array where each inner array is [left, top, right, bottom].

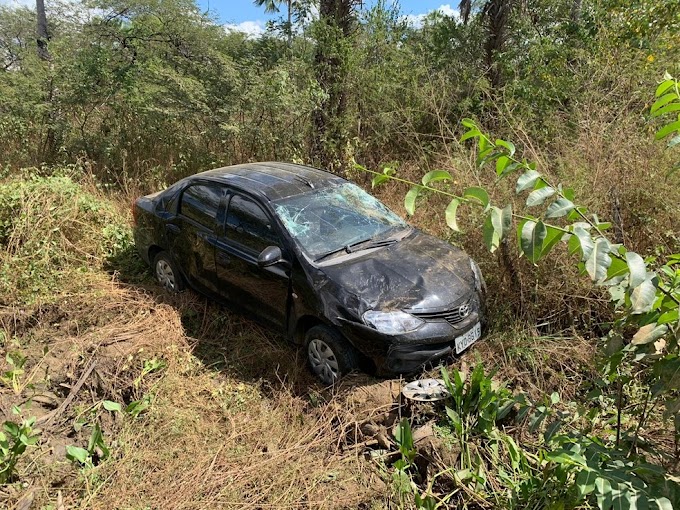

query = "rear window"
[[180, 184, 222, 229]]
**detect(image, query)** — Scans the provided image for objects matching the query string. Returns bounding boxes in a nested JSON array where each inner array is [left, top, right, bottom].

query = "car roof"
[[192, 162, 346, 201]]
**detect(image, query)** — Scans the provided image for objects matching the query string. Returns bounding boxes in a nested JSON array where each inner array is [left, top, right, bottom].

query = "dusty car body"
[[133, 162, 486, 384]]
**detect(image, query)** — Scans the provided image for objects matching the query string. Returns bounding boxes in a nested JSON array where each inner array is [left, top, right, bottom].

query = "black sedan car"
[[133, 162, 485, 384]]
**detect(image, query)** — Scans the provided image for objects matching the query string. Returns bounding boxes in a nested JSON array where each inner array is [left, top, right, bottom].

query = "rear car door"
[[166, 182, 225, 294], [214, 192, 290, 329]]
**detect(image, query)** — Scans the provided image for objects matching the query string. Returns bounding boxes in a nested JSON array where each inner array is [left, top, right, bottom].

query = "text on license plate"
[[455, 322, 481, 354]]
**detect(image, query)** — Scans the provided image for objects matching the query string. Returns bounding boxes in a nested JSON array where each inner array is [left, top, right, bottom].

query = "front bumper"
[[338, 305, 483, 375]]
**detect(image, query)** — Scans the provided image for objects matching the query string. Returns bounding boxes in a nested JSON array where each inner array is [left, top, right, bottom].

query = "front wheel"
[[153, 252, 185, 293], [305, 325, 358, 385]]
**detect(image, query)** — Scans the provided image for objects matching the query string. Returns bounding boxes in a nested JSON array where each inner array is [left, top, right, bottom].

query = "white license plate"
[[455, 322, 481, 354]]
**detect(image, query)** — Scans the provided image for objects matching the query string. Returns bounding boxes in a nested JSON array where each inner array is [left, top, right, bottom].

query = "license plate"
[[455, 322, 481, 354]]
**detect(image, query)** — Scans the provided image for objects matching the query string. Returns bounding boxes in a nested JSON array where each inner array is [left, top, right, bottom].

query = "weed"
[[66, 423, 110, 468], [1, 351, 26, 394], [0, 411, 40, 484]]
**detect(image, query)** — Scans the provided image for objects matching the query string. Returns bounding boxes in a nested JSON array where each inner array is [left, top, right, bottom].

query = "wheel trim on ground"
[[155, 259, 176, 291], [308, 338, 339, 384]]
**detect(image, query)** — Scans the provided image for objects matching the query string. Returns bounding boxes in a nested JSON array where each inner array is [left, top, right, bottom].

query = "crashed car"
[[133, 162, 486, 384]]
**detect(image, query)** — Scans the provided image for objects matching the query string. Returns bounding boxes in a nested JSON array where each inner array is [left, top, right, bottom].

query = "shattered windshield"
[[274, 183, 408, 260]]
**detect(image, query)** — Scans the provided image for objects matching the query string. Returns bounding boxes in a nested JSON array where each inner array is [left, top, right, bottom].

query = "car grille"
[[410, 298, 474, 326]]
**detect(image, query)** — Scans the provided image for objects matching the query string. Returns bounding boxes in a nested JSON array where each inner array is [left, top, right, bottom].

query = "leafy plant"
[[0, 413, 40, 484], [66, 423, 110, 468], [393, 418, 439, 509], [652, 73, 680, 178], [364, 74, 680, 508], [440, 364, 513, 471], [1, 351, 26, 394], [133, 358, 167, 389]]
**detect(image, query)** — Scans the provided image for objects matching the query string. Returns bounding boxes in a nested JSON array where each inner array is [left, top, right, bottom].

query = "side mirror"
[[257, 246, 283, 267]]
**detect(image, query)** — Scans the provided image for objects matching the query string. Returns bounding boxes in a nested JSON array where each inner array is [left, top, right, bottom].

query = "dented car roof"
[[195, 162, 345, 201]]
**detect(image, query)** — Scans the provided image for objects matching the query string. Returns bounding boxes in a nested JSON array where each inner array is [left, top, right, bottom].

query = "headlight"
[[470, 258, 486, 294], [362, 310, 425, 335]]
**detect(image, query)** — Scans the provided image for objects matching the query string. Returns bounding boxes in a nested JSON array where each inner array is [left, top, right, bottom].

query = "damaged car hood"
[[319, 230, 474, 312]]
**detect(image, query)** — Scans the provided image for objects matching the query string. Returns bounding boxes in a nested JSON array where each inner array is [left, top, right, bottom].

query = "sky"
[[212, 1, 458, 36], [0, 0, 459, 36]]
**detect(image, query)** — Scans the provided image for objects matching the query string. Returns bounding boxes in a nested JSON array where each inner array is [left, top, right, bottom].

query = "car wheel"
[[305, 325, 357, 385], [153, 252, 185, 293]]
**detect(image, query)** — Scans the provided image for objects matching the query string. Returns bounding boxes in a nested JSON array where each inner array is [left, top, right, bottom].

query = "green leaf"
[[421, 170, 452, 186], [667, 135, 680, 149], [654, 498, 674, 510], [585, 238, 611, 281], [655, 79, 675, 97], [544, 419, 562, 442], [520, 220, 547, 264], [404, 186, 422, 216], [572, 227, 594, 262], [631, 323, 668, 345], [102, 400, 121, 412], [658, 309, 679, 325], [66, 445, 90, 465], [4, 421, 19, 437], [576, 469, 597, 497], [495, 155, 511, 176], [516, 170, 541, 193], [463, 187, 490, 210], [395, 418, 414, 452], [595, 477, 613, 509], [656, 120, 680, 140], [651, 92, 678, 113], [545, 198, 575, 218], [371, 166, 396, 188], [445, 199, 461, 232], [540, 226, 564, 258], [606, 257, 630, 280], [626, 252, 647, 289], [495, 139, 516, 157], [526, 186, 555, 207], [371, 174, 389, 187], [446, 408, 463, 435], [461, 118, 476, 128], [500, 204, 512, 238], [484, 211, 501, 253], [630, 278, 657, 314], [460, 128, 481, 142], [651, 102, 680, 118]]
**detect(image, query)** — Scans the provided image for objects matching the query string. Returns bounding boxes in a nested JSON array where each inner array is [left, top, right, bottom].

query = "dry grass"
[[2, 117, 676, 509]]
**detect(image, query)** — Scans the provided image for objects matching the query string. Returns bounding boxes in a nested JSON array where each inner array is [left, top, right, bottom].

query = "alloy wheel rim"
[[156, 259, 176, 291], [308, 338, 339, 384]]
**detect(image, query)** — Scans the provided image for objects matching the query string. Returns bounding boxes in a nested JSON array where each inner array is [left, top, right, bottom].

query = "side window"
[[180, 184, 222, 229], [226, 195, 279, 253]]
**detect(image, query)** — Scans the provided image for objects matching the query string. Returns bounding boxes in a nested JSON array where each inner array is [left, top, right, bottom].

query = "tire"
[[305, 325, 358, 385], [153, 252, 185, 293]]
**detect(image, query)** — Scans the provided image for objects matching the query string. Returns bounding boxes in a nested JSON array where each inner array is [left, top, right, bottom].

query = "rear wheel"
[[305, 325, 358, 385], [153, 252, 185, 293]]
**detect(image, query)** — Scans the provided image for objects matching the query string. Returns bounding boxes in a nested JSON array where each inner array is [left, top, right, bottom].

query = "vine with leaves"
[[357, 73, 680, 509]]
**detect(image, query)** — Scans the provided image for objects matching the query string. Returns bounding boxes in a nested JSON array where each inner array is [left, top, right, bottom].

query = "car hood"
[[319, 230, 475, 312]]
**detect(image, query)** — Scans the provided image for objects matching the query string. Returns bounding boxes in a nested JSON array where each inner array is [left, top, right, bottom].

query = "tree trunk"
[[483, 0, 511, 89], [36, 0, 50, 61], [311, 0, 356, 174], [286, 0, 292, 48], [36, 0, 56, 161]]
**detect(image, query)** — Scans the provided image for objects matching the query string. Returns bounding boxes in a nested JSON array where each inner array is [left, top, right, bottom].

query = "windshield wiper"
[[345, 237, 398, 253], [314, 235, 399, 262]]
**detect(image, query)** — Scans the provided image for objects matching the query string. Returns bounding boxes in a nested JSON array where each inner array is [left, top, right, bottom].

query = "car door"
[[213, 192, 290, 329], [166, 182, 224, 294]]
